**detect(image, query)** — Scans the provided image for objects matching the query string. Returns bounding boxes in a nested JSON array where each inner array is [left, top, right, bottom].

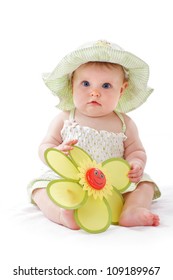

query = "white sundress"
[[28, 109, 161, 201]]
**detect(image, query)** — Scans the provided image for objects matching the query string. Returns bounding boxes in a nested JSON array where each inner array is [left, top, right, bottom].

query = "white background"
[[1, 0, 173, 279]]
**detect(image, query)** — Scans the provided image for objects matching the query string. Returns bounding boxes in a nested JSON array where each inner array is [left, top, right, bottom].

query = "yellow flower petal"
[[70, 146, 93, 168], [75, 196, 111, 233], [47, 179, 87, 209], [102, 158, 131, 192], [45, 148, 79, 180]]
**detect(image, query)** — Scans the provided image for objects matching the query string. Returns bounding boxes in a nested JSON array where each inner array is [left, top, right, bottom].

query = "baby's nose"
[[90, 89, 100, 97]]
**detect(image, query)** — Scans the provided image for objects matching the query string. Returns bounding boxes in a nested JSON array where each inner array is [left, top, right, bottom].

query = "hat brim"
[[43, 45, 153, 113]]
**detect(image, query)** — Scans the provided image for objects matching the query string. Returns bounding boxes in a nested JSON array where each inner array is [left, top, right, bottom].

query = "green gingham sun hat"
[[42, 40, 153, 113]]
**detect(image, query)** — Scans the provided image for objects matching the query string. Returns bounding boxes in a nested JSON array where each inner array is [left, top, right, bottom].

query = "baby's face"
[[72, 62, 128, 117]]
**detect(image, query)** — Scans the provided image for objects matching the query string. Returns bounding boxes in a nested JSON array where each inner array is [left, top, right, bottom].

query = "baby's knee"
[[136, 182, 155, 195], [32, 188, 46, 204]]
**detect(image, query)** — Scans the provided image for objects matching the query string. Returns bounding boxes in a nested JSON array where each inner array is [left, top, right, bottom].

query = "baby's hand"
[[128, 161, 143, 183], [56, 139, 78, 155]]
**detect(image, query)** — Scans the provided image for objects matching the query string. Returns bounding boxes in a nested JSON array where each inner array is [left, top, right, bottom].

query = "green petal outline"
[[106, 187, 124, 224], [47, 179, 87, 209], [102, 157, 131, 192], [75, 196, 112, 233], [45, 148, 79, 180], [70, 146, 93, 168]]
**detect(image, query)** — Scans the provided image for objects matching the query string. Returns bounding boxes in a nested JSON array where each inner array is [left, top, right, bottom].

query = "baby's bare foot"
[[60, 209, 80, 230], [119, 207, 160, 227]]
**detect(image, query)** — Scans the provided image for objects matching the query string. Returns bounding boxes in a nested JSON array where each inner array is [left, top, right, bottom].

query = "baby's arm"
[[38, 111, 77, 164], [123, 115, 147, 183], [33, 112, 78, 229]]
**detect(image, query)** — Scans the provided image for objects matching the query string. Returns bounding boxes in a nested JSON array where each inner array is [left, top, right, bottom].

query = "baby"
[[29, 40, 161, 230]]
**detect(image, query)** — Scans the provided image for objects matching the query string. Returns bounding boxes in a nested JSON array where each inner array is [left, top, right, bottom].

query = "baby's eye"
[[82, 81, 90, 87], [102, 83, 111, 89]]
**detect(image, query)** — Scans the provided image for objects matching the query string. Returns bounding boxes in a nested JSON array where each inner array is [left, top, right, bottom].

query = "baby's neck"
[[73, 109, 122, 133], [75, 109, 114, 122]]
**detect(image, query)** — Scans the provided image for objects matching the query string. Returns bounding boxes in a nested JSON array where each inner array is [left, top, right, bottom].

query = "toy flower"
[[45, 146, 131, 233]]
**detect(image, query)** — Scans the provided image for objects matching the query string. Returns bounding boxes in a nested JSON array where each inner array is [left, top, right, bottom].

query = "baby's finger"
[[128, 171, 143, 182], [66, 139, 78, 146], [128, 168, 143, 176], [62, 144, 74, 151], [130, 177, 142, 183], [56, 144, 72, 153], [62, 151, 70, 156]]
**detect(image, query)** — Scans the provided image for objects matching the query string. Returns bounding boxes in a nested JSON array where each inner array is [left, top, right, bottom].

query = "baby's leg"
[[32, 188, 80, 230], [119, 182, 160, 227]]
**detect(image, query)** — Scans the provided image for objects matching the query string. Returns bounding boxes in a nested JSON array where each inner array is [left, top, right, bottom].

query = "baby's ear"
[[120, 81, 128, 95], [70, 72, 74, 85]]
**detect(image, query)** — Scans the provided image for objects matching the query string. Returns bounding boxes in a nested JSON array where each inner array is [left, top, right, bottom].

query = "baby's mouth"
[[88, 101, 101, 106]]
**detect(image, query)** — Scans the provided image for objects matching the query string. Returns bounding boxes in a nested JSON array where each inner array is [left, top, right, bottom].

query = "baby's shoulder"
[[58, 110, 71, 120], [121, 113, 138, 131], [52, 110, 70, 123], [122, 113, 139, 136], [121, 113, 134, 125], [48, 111, 71, 130]]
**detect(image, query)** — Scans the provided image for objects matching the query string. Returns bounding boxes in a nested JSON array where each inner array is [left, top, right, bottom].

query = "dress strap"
[[69, 108, 75, 121], [115, 111, 126, 133]]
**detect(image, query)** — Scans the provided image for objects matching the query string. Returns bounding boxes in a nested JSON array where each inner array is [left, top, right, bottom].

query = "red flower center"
[[86, 168, 106, 190]]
